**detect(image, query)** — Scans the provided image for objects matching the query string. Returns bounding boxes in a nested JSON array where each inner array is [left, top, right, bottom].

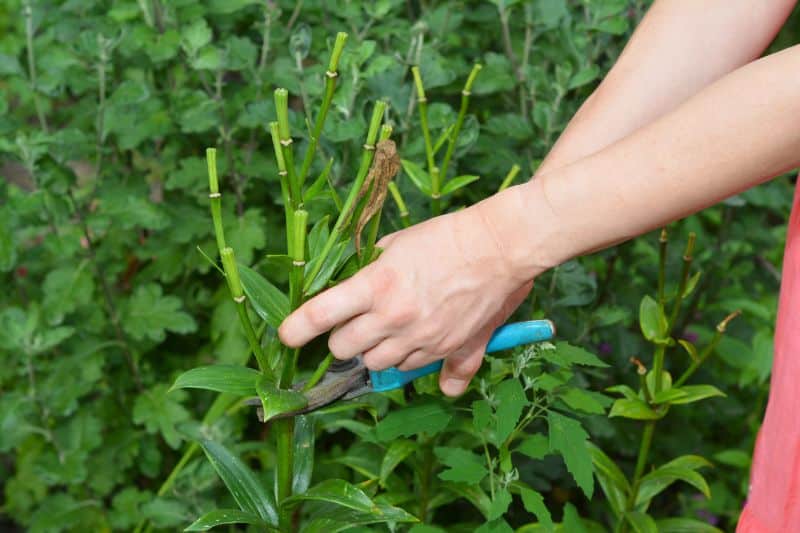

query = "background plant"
[[1, 0, 795, 531]]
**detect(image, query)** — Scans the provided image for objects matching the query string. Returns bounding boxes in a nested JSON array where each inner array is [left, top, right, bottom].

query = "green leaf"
[[440, 175, 480, 196], [568, 65, 600, 89], [42, 265, 94, 324], [516, 434, 550, 460], [678, 339, 699, 361], [379, 439, 416, 486], [519, 486, 553, 531], [559, 387, 607, 414], [606, 384, 639, 401], [122, 283, 197, 342], [283, 479, 370, 513], [669, 384, 726, 405], [588, 443, 630, 517], [293, 415, 315, 494], [682, 270, 702, 298], [434, 446, 487, 484], [713, 449, 751, 469], [609, 398, 661, 420], [636, 456, 712, 506], [547, 411, 594, 498], [200, 440, 278, 525], [561, 503, 588, 533], [625, 511, 657, 533], [400, 159, 433, 196], [238, 264, 290, 329], [255, 377, 308, 422], [656, 518, 724, 533], [375, 401, 452, 441], [184, 509, 265, 531], [639, 295, 667, 342], [133, 385, 190, 449], [170, 365, 260, 396], [545, 342, 609, 368], [494, 379, 527, 443], [487, 489, 512, 521], [181, 19, 213, 56]]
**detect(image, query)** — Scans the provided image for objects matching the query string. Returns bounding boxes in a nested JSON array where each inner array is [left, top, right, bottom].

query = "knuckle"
[[368, 264, 400, 295], [387, 301, 417, 326]]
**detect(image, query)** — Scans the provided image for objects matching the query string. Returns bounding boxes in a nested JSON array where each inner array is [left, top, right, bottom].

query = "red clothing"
[[738, 179, 800, 532]]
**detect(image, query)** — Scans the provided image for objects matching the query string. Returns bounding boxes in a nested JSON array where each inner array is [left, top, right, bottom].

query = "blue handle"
[[369, 319, 555, 392]]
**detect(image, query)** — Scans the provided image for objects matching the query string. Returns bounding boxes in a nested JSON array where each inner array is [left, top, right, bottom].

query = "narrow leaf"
[[184, 509, 265, 531], [440, 175, 480, 196], [588, 443, 630, 517], [282, 479, 372, 513], [238, 264, 289, 329], [199, 440, 277, 525], [292, 415, 314, 494], [170, 365, 260, 396], [626, 511, 658, 533], [380, 439, 416, 486], [669, 384, 725, 405], [400, 159, 432, 196], [656, 518, 724, 533]]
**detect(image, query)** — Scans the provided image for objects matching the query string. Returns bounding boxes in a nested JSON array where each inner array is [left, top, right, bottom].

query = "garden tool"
[[252, 319, 555, 421]]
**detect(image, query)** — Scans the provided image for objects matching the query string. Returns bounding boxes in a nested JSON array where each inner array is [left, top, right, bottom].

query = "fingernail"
[[442, 378, 466, 396]]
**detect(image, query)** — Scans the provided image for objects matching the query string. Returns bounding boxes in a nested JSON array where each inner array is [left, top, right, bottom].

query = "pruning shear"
[[253, 319, 555, 421]]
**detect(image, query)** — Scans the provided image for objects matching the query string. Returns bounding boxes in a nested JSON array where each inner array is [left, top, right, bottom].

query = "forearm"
[[539, 0, 796, 173], [484, 43, 800, 276]]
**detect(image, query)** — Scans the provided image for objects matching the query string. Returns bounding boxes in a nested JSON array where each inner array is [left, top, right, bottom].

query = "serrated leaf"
[[639, 295, 667, 342], [255, 376, 308, 422], [133, 385, 190, 449], [400, 159, 432, 196], [559, 387, 607, 414], [122, 283, 197, 342], [375, 401, 452, 441], [547, 411, 594, 498], [434, 446, 487, 484], [545, 341, 609, 368], [494, 379, 527, 443], [238, 264, 289, 329], [171, 365, 260, 396], [516, 433, 550, 460], [625, 511, 657, 533], [440, 175, 480, 196], [200, 440, 277, 525], [609, 398, 660, 420], [519, 486, 553, 531], [487, 489, 512, 521], [184, 509, 265, 531]]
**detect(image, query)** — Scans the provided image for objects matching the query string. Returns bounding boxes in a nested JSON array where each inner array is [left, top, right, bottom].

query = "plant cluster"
[[1, 1, 795, 532]]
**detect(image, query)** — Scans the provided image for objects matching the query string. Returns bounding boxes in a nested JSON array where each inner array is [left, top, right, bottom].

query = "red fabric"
[[738, 179, 800, 532]]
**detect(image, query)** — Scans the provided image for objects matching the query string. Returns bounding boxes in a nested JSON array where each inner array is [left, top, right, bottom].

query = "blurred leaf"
[[487, 489, 512, 521], [133, 385, 190, 449], [609, 398, 660, 420], [656, 518, 724, 533], [380, 439, 416, 486], [400, 159, 433, 196], [122, 283, 197, 342], [588, 443, 629, 517], [625, 511, 657, 533], [441, 175, 480, 196], [293, 415, 315, 494], [639, 295, 667, 342]]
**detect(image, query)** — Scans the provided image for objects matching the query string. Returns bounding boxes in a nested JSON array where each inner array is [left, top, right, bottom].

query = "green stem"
[[438, 64, 481, 188], [207, 148, 227, 253], [275, 88, 301, 208], [289, 210, 308, 310], [498, 164, 521, 192], [617, 421, 656, 533], [269, 121, 295, 248], [362, 125, 394, 261], [411, 66, 436, 176], [667, 233, 696, 331], [275, 417, 295, 528], [651, 344, 666, 395], [304, 101, 387, 289], [388, 182, 411, 228], [24, 1, 48, 133], [298, 32, 347, 185], [221, 248, 270, 376], [675, 310, 739, 387], [657, 228, 667, 304]]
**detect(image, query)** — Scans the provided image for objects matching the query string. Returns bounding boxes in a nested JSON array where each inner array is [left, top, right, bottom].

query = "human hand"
[[278, 196, 536, 396]]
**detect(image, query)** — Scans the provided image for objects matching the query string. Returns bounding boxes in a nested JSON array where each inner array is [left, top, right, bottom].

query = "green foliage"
[[2, 0, 790, 531]]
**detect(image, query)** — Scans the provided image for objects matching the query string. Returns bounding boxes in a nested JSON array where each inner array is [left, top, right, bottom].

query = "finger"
[[376, 231, 399, 249], [396, 349, 434, 371], [328, 313, 389, 360], [278, 272, 374, 347], [439, 346, 485, 397], [362, 339, 412, 371]]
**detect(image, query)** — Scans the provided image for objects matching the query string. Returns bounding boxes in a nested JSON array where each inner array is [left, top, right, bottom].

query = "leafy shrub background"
[[1, 0, 796, 530]]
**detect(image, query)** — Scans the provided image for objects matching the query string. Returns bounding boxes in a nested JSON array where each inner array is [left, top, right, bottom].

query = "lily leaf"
[[184, 509, 267, 531], [440, 174, 479, 196], [400, 159, 432, 196], [256, 376, 308, 422], [199, 440, 278, 525], [238, 264, 289, 329], [170, 365, 260, 396]]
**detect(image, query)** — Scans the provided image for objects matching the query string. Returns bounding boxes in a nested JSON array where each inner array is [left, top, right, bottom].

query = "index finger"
[[278, 272, 374, 348]]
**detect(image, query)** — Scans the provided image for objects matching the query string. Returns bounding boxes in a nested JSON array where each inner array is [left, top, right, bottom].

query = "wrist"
[[472, 178, 566, 281]]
